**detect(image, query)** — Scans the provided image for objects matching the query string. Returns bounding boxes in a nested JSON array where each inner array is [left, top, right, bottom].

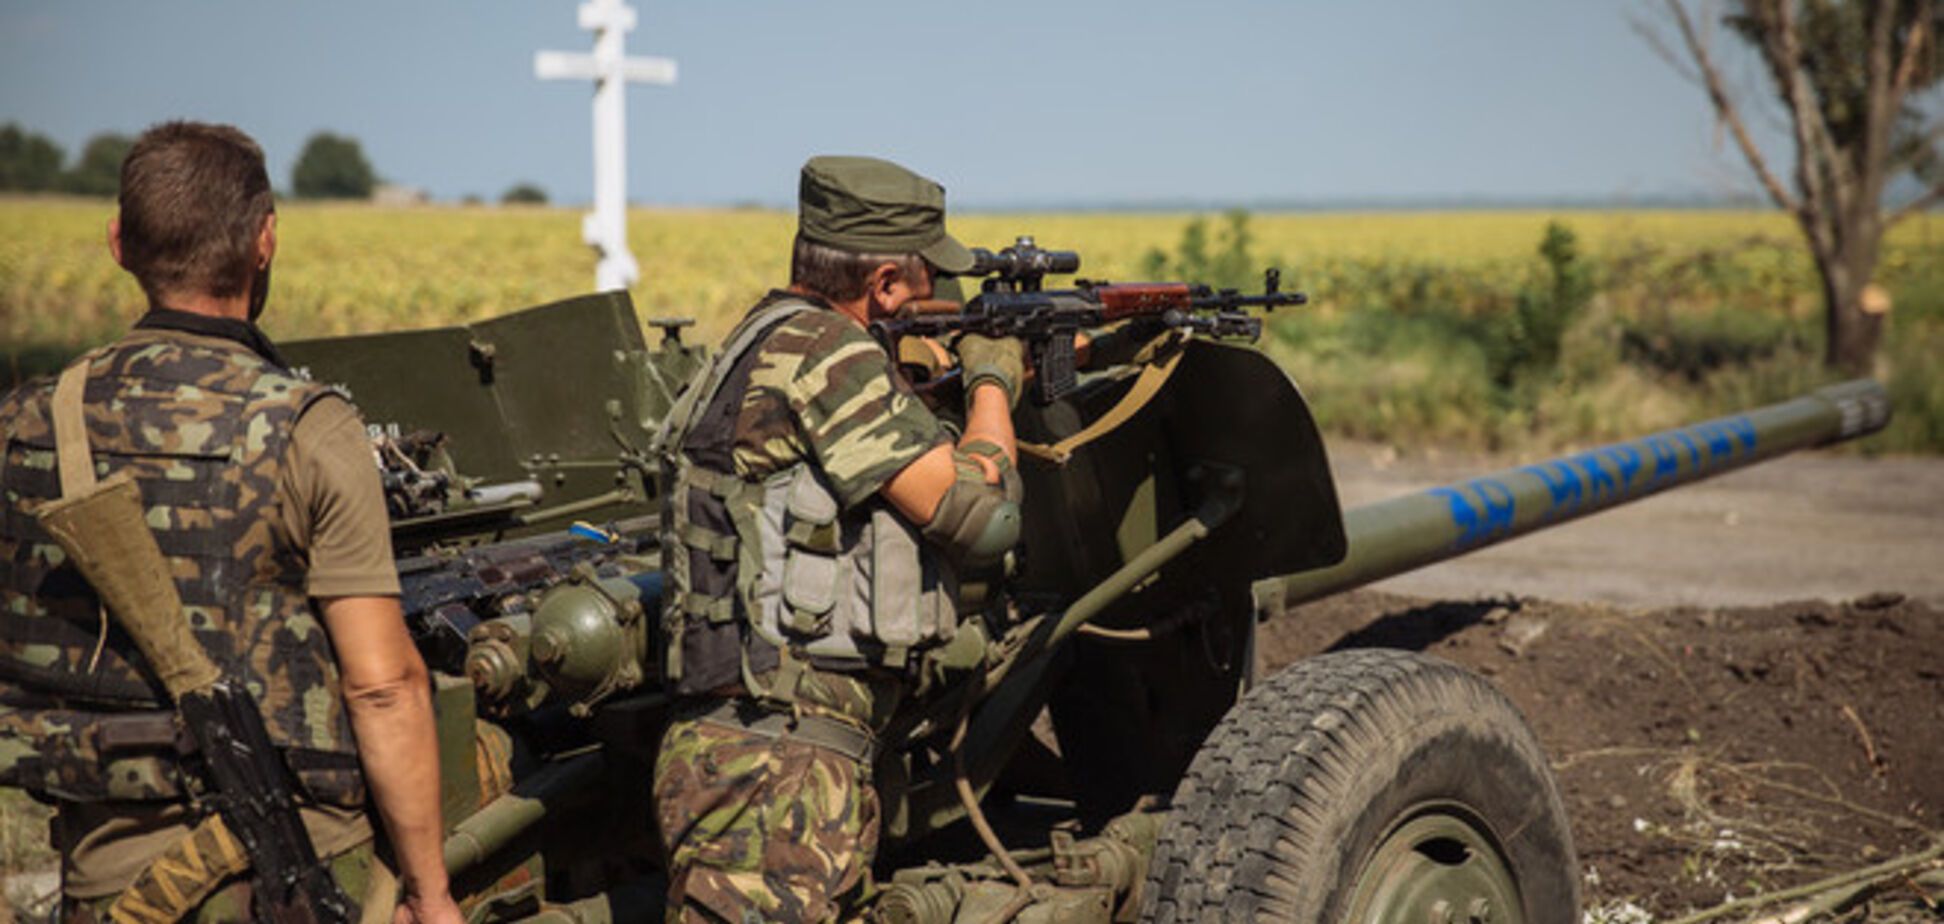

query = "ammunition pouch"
[[751, 465, 959, 671], [0, 701, 359, 806], [0, 707, 187, 802]]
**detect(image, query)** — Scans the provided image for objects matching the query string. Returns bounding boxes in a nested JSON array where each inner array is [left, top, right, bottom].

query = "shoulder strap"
[[663, 299, 820, 453], [51, 359, 98, 497], [46, 356, 114, 672]]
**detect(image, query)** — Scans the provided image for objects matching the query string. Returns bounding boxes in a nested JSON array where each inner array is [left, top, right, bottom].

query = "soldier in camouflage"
[[654, 156, 1028, 922], [0, 122, 461, 923]]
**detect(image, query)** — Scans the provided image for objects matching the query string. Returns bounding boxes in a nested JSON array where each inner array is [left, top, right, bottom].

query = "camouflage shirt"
[[729, 292, 946, 508]]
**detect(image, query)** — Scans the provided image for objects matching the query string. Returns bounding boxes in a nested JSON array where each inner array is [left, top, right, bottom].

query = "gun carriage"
[[268, 242, 1889, 924]]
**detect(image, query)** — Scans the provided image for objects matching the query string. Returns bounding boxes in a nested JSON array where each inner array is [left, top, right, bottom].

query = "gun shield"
[[34, 472, 220, 700]]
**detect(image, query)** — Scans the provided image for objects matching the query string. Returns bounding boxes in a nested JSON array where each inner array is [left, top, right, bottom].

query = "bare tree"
[[1645, 0, 1942, 372]]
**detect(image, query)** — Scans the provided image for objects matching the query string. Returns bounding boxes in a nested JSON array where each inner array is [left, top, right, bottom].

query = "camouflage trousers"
[[654, 706, 880, 923]]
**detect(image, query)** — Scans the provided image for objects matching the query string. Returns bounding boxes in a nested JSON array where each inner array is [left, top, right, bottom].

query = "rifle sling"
[[52, 359, 99, 496], [106, 812, 251, 924], [1018, 340, 1185, 466], [48, 359, 114, 674]]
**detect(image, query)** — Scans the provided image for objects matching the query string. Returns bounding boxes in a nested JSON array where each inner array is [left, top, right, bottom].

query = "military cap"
[[798, 155, 975, 274]]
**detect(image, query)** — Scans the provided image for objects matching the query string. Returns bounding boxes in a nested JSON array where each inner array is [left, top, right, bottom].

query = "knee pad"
[[921, 440, 1022, 568]]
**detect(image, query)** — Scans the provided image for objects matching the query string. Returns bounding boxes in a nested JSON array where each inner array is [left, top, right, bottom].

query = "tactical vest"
[[0, 329, 365, 805], [657, 297, 959, 696]]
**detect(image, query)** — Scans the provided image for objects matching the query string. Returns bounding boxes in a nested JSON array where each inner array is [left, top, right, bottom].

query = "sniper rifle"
[[871, 236, 1307, 404]]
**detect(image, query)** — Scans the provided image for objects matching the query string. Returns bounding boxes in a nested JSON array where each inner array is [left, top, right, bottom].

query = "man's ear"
[[107, 216, 125, 267], [257, 212, 278, 267], [868, 261, 903, 298]]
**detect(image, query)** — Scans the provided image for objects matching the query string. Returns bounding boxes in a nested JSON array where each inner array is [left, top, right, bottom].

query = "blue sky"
[[0, 1, 1786, 208]]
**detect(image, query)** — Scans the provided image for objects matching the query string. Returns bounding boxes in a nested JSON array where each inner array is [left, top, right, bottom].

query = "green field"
[[3, 197, 1940, 453]]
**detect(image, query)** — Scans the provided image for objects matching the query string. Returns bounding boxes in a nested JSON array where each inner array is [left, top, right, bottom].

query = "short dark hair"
[[789, 233, 928, 303], [117, 121, 275, 301]]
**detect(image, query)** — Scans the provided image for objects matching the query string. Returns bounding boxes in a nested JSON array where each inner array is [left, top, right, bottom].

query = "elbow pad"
[[921, 440, 1023, 568]]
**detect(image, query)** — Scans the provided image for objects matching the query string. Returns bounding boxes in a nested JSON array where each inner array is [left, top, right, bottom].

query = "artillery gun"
[[281, 260, 1890, 923]]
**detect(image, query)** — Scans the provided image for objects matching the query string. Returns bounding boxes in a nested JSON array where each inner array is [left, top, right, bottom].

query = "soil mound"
[[1258, 589, 1944, 920]]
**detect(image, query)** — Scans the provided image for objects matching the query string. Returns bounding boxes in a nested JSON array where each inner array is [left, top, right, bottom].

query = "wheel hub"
[[1344, 805, 1523, 924]]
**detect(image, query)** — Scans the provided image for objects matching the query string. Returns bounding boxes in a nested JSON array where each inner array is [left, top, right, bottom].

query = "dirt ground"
[[1251, 445, 1944, 921]]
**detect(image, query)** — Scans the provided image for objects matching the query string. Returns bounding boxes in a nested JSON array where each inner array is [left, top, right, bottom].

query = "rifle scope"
[[965, 236, 1080, 281]]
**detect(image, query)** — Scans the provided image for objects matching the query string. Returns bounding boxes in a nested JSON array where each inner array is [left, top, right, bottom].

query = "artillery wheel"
[[1141, 648, 1577, 923]]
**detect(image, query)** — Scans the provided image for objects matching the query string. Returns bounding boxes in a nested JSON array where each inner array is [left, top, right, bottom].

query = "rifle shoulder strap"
[[1018, 338, 1185, 466], [107, 812, 251, 924], [47, 358, 115, 673], [51, 358, 98, 496]]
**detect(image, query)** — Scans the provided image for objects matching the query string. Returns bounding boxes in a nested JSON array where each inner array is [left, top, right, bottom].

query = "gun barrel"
[[1262, 379, 1891, 608], [445, 750, 605, 876]]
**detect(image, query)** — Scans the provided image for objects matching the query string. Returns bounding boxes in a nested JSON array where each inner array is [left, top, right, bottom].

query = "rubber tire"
[[1141, 648, 1578, 924]]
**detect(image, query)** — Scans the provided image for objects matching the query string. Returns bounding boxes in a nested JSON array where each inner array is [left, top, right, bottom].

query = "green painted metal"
[[899, 477, 1243, 838], [444, 751, 605, 878], [282, 292, 698, 538], [1046, 479, 1238, 649], [1344, 807, 1524, 924], [1013, 338, 1345, 617], [432, 674, 482, 836], [528, 572, 651, 709], [1262, 379, 1891, 609]]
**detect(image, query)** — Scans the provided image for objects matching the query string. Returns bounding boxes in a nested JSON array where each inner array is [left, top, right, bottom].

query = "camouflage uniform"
[[654, 294, 947, 923], [0, 322, 370, 914], [655, 708, 879, 923]]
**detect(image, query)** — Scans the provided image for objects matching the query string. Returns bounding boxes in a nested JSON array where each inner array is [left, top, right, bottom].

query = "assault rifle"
[[871, 236, 1307, 404], [36, 475, 357, 924]]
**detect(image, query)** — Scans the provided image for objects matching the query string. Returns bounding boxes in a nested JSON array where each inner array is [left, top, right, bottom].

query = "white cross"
[[535, 0, 677, 293]]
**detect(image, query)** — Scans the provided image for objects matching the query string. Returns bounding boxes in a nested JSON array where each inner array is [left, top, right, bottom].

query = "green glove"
[[954, 333, 1026, 408]]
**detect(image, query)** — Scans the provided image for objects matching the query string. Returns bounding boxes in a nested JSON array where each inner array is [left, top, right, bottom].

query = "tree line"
[[0, 124, 380, 199], [0, 124, 549, 205], [0, 126, 131, 197]]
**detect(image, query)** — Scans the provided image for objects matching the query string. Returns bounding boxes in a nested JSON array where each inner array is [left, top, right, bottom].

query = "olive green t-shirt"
[[61, 390, 398, 897], [277, 394, 403, 599]]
